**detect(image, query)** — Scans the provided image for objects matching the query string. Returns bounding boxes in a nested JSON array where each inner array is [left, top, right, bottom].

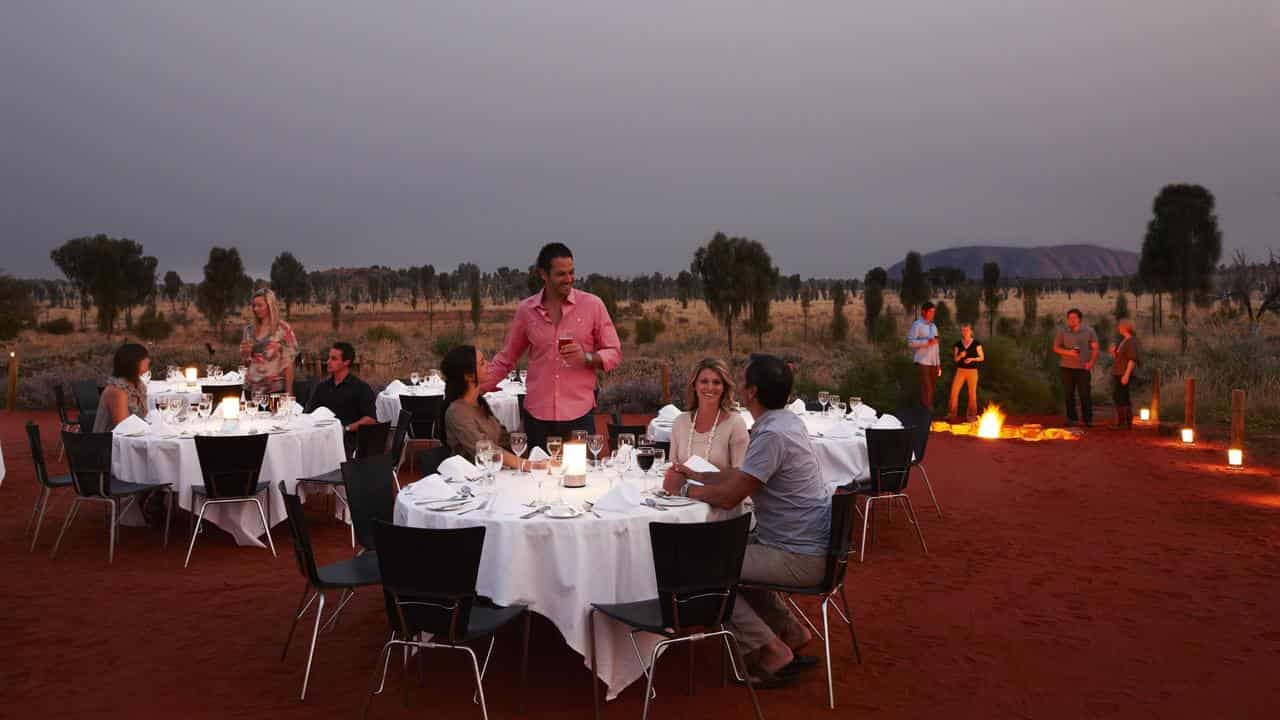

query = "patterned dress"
[[92, 377, 149, 432], [244, 320, 297, 395]]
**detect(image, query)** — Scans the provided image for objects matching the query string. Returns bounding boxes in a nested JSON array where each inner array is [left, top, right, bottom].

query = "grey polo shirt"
[[740, 409, 831, 556]]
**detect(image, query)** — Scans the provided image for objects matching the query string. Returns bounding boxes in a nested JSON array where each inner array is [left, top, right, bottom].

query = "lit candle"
[[185, 367, 198, 386], [1180, 427, 1194, 444], [563, 441, 588, 488], [1139, 408, 1150, 422], [1228, 448, 1243, 467], [221, 396, 239, 420]]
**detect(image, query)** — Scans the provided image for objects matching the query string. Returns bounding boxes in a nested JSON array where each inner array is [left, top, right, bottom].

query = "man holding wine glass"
[[484, 242, 622, 454]]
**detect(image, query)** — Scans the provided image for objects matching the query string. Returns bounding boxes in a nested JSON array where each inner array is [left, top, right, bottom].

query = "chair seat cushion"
[[462, 602, 527, 641], [192, 482, 269, 497], [298, 468, 343, 485], [315, 551, 382, 589], [591, 599, 669, 635], [48, 474, 75, 488]]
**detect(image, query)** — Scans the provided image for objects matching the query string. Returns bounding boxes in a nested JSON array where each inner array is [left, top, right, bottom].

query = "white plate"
[[545, 505, 582, 519], [653, 497, 698, 508]]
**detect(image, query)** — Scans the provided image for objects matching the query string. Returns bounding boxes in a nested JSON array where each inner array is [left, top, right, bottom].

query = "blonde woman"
[[1109, 319, 1139, 429], [240, 288, 297, 396], [669, 358, 750, 470]]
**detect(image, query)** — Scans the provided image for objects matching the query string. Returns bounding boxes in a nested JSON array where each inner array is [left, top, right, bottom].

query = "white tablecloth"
[[112, 417, 345, 546], [394, 468, 732, 700], [147, 379, 243, 411], [0, 439, 5, 486], [649, 410, 871, 486], [376, 387, 524, 434]]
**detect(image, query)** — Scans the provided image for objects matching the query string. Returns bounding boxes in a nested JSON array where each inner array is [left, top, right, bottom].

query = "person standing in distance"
[[1053, 308, 1100, 427], [906, 302, 941, 412], [484, 243, 622, 453]]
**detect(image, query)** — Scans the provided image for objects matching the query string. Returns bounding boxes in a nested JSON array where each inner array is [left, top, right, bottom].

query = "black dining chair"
[[277, 483, 382, 701], [399, 395, 443, 440], [297, 421, 391, 546], [362, 521, 530, 720], [739, 492, 862, 708], [894, 406, 942, 518], [856, 427, 929, 561], [70, 380, 100, 435], [588, 513, 763, 720], [292, 379, 315, 408], [53, 384, 79, 460], [24, 422, 75, 551], [51, 431, 174, 563], [185, 433, 274, 567], [414, 445, 453, 477], [342, 455, 398, 556], [202, 383, 243, 405]]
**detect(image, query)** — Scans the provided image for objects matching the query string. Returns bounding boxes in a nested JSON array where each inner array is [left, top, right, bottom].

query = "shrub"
[[996, 317, 1020, 337], [616, 325, 631, 343], [432, 329, 466, 359], [366, 324, 402, 344], [934, 300, 953, 330], [635, 316, 666, 345], [597, 378, 663, 415], [135, 308, 173, 341], [38, 317, 75, 335]]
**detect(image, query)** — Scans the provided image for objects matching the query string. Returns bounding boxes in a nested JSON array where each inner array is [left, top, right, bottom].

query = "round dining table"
[[394, 466, 736, 700], [375, 382, 524, 433], [146, 378, 244, 411], [112, 413, 346, 546]]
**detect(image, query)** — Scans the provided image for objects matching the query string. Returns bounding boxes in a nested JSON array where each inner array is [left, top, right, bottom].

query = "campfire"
[[931, 404, 1081, 442]]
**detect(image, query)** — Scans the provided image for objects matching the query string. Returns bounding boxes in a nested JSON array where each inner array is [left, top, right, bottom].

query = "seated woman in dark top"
[[441, 345, 523, 468], [94, 343, 151, 432]]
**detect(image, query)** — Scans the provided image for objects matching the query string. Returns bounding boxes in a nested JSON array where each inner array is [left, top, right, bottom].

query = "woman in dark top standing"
[[949, 323, 984, 421], [1109, 319, 1139, 428]]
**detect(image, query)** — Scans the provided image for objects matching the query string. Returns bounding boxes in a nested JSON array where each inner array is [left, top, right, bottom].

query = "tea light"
[[563, 441, 588, 488], [185, 367, 198, 386], [1139, 408, 1150, 422], [1180, 427, 1194, 444], [1227, 448, 1243, 467], [221, 396, 239, 420]]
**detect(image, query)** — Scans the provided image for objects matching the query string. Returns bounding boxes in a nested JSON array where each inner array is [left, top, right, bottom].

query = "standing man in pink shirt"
[[484, 243, 622, 453]]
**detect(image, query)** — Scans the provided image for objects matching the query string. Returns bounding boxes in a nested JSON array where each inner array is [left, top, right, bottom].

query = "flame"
[[976, 404, 1005, 439]]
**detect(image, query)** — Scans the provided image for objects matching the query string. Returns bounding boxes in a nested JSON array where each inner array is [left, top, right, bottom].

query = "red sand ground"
[[3, 410, 1279, 719]]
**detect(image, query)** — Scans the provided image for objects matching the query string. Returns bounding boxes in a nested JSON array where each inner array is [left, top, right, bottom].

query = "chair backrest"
[[202, 384, 242, 405], [61, 431, 114, 497], [25, 422, 55, 488], [292, 379, 315, 408], [193, 433, 269, 499], [865, 427, 914, 494], [607, 423, 649, 453], [354, 421, 392, 459], [415, 445, 453, 476], [71, 380, 101, 412], [649, 513, 752, 632], [278, 481, 322, 584], [894, 406, 931, 464], [342, 455, 398, 551], [388, 410, 412, 470], [54, 384, 74, 424], [373, 520, 486, 643], [399, 395, 443, 440], [805, 400, 824, 413], [820, 492, 859, 591]]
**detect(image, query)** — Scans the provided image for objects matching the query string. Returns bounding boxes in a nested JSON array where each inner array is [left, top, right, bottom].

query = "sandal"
[[734, 669, 796, 690]]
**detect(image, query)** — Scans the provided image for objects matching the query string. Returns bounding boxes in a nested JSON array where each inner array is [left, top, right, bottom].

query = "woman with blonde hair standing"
[[669, 358, 750, 470], [1109, 319, 1140, 429], [240, 288, 297, 397]]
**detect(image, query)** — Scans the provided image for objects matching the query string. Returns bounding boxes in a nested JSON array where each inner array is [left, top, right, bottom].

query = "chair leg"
[[27, 486, 49, 536], [319, 588, 355, 633], [918, 463, 943, 518], [300, 591, 327, 701], [838, 586, 862, 664], [721, 625, 746, 683], [50, 498, 81, 559], [282, 582, 316, 661], [900, 495, 929, 555], [162, 489, 174, 548], [252, 498, 277, 558], [471, 637, 497, 705], [589, 609, 601, 720], [641, 640, 665, 720], [363, 638, 396, 719], [859, 497, 874, 562], [184, 499, 209, 567], [462, 644, 490, 720], [821, 596, 834, 709], [726, 633, 766, 720], [107, 498, 118, 564], [28, 488, 51, 552]]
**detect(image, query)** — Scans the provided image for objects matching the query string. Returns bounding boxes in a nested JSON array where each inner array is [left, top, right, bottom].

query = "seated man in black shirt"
[[305, 342, 377, 457]]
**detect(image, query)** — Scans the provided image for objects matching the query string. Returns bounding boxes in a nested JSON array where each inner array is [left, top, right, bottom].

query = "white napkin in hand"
[[594, 481, 643, 512], [656, 404, 681, 423], [384, 380, 407, 396], [309, 406, 336, 422], [788, 398, 807, 414], [683, 454, 719, 474], [438, 455, 482, 482], [528, 447, 550, 463], [113, 414, 150, 437], [873, 413, 903, 429]]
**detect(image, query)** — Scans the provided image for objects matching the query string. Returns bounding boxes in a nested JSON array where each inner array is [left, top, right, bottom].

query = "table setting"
[[146, 364, 246, 411], [393, 447, 733, 700], [375, 370, 525, 432], [110, 395, 345, 546]]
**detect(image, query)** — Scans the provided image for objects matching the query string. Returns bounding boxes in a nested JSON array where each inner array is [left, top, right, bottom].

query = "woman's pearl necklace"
[[688, 406, 721, 459]]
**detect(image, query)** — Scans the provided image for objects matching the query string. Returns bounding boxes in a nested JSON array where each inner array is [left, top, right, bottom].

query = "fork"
[[642, 498, 668, 512]]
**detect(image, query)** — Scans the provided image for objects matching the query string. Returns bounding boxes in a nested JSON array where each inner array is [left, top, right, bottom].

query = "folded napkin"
[[528, 447, 550, 463], [384, 380, 408, 396], [593, 481, 643, 512], [309, 406, 336, 422], [289, 401, 305, 414], [438, 455, 482, 482], [113, 414, 150, 437], [656, 404, 681, 423], [850, 404, 878, 423], [872, 413, 903, 429], [401, 474, 455, 501], [683, 454, 719, 474], [221, 371, 241, 383], [788, 398, 807, 414]]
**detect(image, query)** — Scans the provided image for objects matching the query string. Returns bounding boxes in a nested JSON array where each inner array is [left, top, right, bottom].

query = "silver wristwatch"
[[679, 482, 692, 498], [584, 351, 595, 367]]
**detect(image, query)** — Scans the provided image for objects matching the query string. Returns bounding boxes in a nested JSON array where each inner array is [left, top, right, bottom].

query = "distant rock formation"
[[887, 244, 1138, 280]]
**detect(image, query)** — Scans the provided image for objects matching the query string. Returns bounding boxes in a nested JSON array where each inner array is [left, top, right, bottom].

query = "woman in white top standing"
[[669, 358, 750, 470]]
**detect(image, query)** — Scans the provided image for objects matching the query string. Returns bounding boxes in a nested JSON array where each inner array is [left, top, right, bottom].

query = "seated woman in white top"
[[670, 358, 749, 470]]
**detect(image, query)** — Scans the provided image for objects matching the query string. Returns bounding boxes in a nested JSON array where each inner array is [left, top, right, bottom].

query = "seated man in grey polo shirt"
[[664, 354, 830, 687]]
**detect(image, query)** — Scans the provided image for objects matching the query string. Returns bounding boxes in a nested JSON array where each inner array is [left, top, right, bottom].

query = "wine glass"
[[237, 365, 247, 379], [587, 433, 605, 469], [475, 438, 494, 469], [410, 371, 420, 387], [197, 393, 213, 425], [635, 447, 656, 492], [546, 435, 563, 462], [616, 433, 635, 471], [428, 369, 440, 384], [817, 390, 829, 415], [557, 332, 574, 368], [518, 369, 527, 385], [570, 429, 588, 443], [849, 396, 862, 420], [510, 432, 528, 475], [834, 400, 847, 418]]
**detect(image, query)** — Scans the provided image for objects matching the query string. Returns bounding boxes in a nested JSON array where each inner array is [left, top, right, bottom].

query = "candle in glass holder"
[[1180, 427, 1194, 444], [185, 367, 198, 387], [563, 441, 588, 488], [221, 396, 239, 420], [1227, 448, 1243, 467], [1139, 408, 1150, 422]]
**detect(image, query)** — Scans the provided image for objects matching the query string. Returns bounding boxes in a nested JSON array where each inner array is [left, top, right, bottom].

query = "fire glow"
[[932, 406, 1080, 442], [976, 404, 1006, 439]]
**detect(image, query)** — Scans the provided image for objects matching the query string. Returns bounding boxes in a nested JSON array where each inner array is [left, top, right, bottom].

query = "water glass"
[[616, 433, 635, 470], [475, 439, 494, 468], [570, 429, 588, 443], [817, 390, 829, 415], [587, 433, 605, 469], [510, 432, 528, 462], [410, 372, 420, 386], [546, 436, 563, 462], [428, 369, 440, 383], [518, 369, 527, 385]]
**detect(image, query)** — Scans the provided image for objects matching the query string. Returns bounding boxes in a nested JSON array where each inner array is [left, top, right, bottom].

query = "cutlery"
[[520, 505, 550, 519], [642, 498, 668, 512], [584, 501, 602, 519], [457, 499, 489, 515], [423, 500, 474, 512]]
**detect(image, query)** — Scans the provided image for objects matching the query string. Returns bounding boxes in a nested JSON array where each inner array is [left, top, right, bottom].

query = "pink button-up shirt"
[[485, 288, 622, 421]]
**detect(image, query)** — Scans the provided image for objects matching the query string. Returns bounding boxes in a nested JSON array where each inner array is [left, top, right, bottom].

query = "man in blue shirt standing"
[[907, 302, 941, 411]]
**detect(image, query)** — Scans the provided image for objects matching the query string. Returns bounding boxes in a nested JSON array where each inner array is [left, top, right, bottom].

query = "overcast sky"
[[3, 1, 1278, 280]]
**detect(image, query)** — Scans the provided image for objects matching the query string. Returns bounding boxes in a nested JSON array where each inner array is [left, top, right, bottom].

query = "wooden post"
[[1184, 377, 1196, 429], [1230, 390, 1245, 449], [1150, 368, 1161, 424], [660, 362, 670, 405], [6, 351, 16, 412]]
